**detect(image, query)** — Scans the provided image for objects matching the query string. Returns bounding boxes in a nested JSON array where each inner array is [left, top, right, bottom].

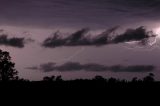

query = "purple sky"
[[1, 0, 160, 80]]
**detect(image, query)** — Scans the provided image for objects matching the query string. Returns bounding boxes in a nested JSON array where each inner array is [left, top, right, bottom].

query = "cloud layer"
[[0, 26, 157, 48], [0, 0, 160, 28], [26, 62, 155, 73], [42, 26, 157, 48]]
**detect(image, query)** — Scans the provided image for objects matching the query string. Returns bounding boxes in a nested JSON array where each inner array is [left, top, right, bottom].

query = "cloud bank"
[[42, 26, 157, 48], [26, 62, 155, 73]]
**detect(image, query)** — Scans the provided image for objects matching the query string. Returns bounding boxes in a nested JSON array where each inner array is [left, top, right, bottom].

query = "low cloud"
[[26, 62, 155, 73], [112, 26, 156, 45], [0, 34, 34, 48], [42, 26, 157, 48]]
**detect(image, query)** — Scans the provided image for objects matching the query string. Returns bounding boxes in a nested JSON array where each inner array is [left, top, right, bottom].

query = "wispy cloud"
[[1, 0, 160, 28]]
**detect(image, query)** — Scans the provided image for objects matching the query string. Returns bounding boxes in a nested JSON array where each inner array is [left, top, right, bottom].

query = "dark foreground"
[[0, 80, 159, 102], [1, 80, 160, 89], [0, 74, 159, 100], [0, 73, 159, 89]]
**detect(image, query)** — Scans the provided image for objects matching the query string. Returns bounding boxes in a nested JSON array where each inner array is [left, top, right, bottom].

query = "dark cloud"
[[42, 27, 157, 48], [26, 62, 155, 73], [26, 66, 39, 70], [65, 28, 90, 46], [0, 34, 34, 48], [92, 26, 119, 46], [110, 65, 155, 73], [112, 26, 156, 44], [42, 28, 91, 48], [39, 62, 56, 72]]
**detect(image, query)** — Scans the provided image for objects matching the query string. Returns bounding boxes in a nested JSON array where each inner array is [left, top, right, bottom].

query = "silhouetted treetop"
[[143, 73, 155, 82], [0, 49, 18, 81]]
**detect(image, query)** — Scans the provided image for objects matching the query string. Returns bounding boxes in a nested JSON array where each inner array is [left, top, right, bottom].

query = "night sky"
[[1, 0, 160, 80]]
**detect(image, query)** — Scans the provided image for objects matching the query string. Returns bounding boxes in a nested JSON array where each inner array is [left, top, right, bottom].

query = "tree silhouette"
[[43, 75, 63, 82], [43, 76, 55, 82], [93, 76, 106, 82], [55, 75, 62, 82], [143, 73, 155, 82], [0, 49, 18, 81], [132, 77, 138, 82]]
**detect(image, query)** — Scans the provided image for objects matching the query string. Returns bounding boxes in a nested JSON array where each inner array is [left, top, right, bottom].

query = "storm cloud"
[[0, 34, 34, 48], [112, 26, 156, 44], [26, 62, 155, 73], [42, 26, 157, 48]]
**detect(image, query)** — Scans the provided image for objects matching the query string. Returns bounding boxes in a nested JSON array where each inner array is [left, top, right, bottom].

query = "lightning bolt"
[[123, 34, 160, 51], [56, 47, 86, 64]]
